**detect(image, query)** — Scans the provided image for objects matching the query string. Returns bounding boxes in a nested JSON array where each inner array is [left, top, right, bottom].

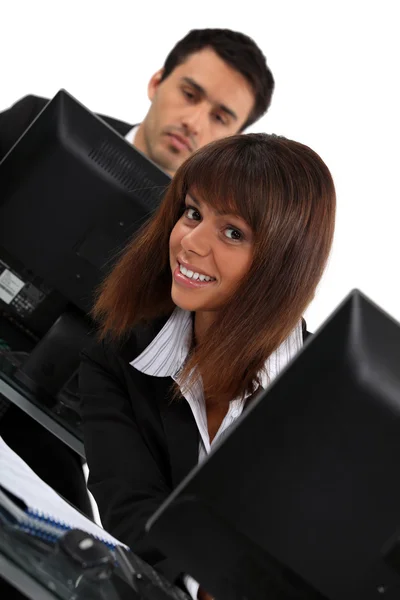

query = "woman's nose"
[[180, 222, 212, 257]]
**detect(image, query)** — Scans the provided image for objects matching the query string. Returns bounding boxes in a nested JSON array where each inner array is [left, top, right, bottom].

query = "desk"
[[0, 550, 59, 600], [0, 354, 84, 458], [0, 540, 132, 600]]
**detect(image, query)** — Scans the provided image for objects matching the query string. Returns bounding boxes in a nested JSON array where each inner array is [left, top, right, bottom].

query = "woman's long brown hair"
[[93, 133, 336, 405]]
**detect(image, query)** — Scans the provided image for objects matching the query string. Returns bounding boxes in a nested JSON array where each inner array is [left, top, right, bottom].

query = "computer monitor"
[[147, 290, 400, 600], [0, 90, 170, 395]]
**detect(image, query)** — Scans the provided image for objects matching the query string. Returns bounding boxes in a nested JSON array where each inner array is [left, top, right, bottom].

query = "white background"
[[2, 0, 399, 331]]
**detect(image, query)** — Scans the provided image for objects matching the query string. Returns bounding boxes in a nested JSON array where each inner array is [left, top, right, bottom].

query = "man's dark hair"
[[161, 28, 275, 130]]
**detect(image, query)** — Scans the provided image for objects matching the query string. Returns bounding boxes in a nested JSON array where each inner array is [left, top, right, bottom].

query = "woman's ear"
[[148, 69, 165, 101]]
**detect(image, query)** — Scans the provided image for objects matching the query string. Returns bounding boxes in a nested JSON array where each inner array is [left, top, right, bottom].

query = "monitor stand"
[[15, 308, 93, 402]]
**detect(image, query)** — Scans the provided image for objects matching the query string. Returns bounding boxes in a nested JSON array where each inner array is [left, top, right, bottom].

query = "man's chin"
[[149, 149, 181, 176]]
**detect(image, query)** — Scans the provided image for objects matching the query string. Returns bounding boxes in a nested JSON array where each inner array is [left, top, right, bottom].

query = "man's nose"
[[181, 103, 209, 140]]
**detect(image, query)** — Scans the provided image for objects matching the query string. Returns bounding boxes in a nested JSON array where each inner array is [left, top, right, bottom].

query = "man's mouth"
[[167, 133, 192, 152]]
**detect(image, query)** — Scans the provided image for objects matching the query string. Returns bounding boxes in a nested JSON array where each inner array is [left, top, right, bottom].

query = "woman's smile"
[[173, 263, 217, 289]]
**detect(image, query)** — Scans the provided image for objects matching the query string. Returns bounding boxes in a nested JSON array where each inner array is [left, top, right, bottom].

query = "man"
[[0, 28, 274, 175], [0, 26, 273, 521]]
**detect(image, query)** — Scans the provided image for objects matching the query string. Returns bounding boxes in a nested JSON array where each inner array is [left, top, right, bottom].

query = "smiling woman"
[[79, 132, 336, 597], [91, 132, 335, 400]]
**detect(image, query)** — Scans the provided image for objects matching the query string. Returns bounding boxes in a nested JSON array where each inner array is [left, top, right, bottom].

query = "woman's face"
[[169, 192, 254, 315]]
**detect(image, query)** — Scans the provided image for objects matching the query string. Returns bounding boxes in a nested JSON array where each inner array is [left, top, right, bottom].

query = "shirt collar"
[[124, 125, 140, 145], [130, 307, 304, 391], [130, 308, 192, 378]]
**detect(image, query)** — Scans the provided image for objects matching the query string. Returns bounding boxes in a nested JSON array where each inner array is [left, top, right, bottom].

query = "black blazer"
[[80, 316, 199, 582], [0, 95, 133, 162], [80, 318, 311, 582]]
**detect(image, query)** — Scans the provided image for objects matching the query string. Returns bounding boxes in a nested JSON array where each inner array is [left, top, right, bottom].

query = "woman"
[[80, 133, 336, 597]]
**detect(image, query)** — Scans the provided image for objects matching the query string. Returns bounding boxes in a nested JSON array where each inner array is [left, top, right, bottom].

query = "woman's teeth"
[[179, 264, 215, 282]]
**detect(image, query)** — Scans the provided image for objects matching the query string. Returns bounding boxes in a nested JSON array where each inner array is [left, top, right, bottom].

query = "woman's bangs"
[[182, 150, 260, 228]]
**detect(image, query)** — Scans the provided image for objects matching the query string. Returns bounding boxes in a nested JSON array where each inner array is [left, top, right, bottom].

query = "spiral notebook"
[[0, 436, 126, 550]]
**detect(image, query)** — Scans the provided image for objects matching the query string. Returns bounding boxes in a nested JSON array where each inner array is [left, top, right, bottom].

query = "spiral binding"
[[24, 507, 117, 550], [27, 508, 70, 531], [18, 522, 59, 544]]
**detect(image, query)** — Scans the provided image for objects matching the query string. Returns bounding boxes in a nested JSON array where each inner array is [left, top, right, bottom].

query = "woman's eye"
[[224, 227, 242, 241], [185, 207, 201, 220]]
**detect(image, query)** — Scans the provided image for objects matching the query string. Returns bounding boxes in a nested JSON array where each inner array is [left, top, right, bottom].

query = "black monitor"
[[0, 90, 170, 396], [147, 290, 400, 600]]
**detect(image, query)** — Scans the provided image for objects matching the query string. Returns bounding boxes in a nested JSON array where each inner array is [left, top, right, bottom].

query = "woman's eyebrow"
[[186, 193, 201, 207], [187, 193, 250, 227]]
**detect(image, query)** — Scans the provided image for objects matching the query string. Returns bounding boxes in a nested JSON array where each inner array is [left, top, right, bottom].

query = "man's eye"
[[183, 89, 195, 100], [213, 113, 226, 125], [185, 207, 201, 220], [224, 227, 242, 240]]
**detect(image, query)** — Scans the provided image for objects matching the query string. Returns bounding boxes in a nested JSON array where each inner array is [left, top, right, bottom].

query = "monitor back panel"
[[0, 91, 170, 314], [148, 292, 400, 600]]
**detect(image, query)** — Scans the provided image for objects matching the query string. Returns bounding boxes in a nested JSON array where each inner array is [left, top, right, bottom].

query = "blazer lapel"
[[153, 376, 199, 489], [122, 317, 199, 489]]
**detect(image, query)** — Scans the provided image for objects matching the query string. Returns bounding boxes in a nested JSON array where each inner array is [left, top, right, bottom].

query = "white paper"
[[0, 436, 126, 548]]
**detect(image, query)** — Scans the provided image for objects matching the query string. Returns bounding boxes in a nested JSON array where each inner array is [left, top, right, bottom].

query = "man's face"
[[134, 48, 255, 175]]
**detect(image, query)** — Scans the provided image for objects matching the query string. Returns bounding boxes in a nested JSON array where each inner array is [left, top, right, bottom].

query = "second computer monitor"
[[0, 90, 170, 319], [0, 90, 170, 395]]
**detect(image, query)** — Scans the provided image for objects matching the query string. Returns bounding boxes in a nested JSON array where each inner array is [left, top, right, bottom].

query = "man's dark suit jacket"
[[0, 94, 133, 162], [80, 317, 311, 584]]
